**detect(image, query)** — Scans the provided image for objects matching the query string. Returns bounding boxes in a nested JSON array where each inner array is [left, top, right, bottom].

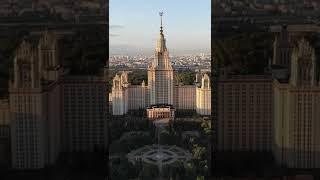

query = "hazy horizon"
[[109, 45, 210, 56], [110, 0, 210, 55]]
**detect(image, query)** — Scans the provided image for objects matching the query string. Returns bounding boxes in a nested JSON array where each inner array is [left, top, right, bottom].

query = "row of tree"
[[212, 32, 273, 74]]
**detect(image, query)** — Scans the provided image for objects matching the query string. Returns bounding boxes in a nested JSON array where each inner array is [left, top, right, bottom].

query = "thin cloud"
[[110, 33, 120, 37], [110, 25, 123, 37], [110, 25, 124, 29]]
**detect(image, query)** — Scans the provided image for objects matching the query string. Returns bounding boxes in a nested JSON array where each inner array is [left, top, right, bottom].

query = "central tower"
[[148, 12, 174, 105]]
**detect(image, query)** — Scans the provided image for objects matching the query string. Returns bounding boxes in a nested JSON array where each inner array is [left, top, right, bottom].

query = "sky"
[[109, 0, 211, 55]]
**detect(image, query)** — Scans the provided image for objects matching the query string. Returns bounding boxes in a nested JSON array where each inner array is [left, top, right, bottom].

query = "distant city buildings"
[[109, 54, 211, 71]]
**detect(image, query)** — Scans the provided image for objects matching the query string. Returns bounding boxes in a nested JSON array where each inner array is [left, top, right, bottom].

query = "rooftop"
[[147, 104, 174, 109]]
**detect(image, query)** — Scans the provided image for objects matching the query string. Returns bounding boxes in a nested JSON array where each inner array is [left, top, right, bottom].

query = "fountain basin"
[[127, 144, 192, 166]]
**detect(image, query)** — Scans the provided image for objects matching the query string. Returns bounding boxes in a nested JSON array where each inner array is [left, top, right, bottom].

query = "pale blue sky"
[[110, 0, 210, 54]]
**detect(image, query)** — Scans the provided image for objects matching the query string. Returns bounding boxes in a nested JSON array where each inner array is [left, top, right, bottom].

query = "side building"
[[110, 71, 211, 117], [9, 32, 62, 169], [174, 85, 196, 110], [110, 73, 128, 115], [217, 73, 273, 152], [8, 31, 108, 169], [61, 76, 108, 152], [273, 38, 320, 168], [196, 73, 211, 115], [0, 98, 10, 167]]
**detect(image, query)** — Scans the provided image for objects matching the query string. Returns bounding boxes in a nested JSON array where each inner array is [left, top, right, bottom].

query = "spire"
[[152, 11, 172, 69], [159, 11, 163, 34], [156, 11, 166, 53]]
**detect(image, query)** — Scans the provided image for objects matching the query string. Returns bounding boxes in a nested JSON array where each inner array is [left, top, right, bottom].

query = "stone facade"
[[217, 74, 273, 151], [273, 38, 320, 168], [7, 31, 108, 169]]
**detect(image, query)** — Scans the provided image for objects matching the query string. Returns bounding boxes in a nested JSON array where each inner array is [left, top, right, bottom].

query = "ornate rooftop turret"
[[290, 38, 317, 87]]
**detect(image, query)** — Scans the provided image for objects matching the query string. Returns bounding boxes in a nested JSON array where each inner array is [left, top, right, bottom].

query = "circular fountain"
[[127, 118, 192, 177], [127, 144, 192, 167]]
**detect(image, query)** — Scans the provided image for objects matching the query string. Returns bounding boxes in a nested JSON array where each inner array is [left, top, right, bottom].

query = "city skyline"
[[109, 0, 210, 55]]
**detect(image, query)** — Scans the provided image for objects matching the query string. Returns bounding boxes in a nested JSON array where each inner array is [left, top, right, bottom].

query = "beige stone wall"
[[174, 85, 196, 110], [9, 88, 46, 169], [128, 85, 147, 110], [218, 75, 273, 152], [62, 77, 108, 152], [274, 81, 320, 168], [196, 87, 211, 115], [111, 88, 128, 115]]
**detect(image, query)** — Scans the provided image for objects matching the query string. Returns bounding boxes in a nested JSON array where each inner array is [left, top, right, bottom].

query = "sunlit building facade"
[[110, 16, 211, 117], [196, 74, 211, 115], [174, 85, 196, 110], [146, 104, 175, 120]]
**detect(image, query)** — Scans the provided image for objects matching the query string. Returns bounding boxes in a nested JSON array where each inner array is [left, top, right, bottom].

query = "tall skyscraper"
[[148, 12, 174, 105]]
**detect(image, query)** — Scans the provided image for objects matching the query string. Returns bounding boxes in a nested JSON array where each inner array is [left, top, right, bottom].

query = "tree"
[[110, 157, 140, 180], [200, 120, 211, 138], [128, 70, 147, 85], [175, 71, 196, 85], [138, 164, 159, 180], [212, 32, 273, 75], [192, 144, 206, 160], [185, 162, 197, 180]]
